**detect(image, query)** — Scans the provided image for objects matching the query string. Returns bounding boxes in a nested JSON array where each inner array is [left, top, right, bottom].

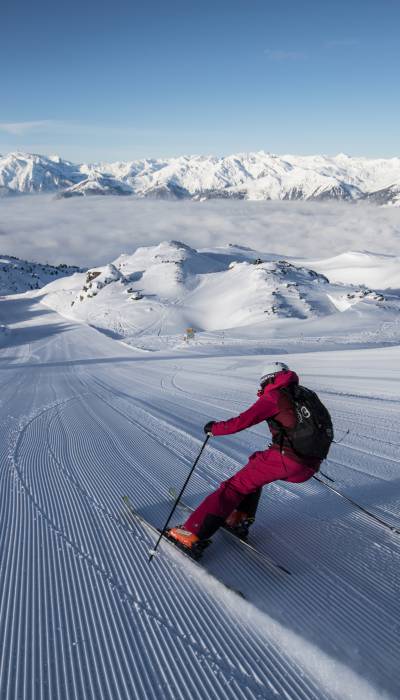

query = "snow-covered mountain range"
[[2, 151, 400, 204], [0, 254, 82, 295], [39, 241, 400, 352]]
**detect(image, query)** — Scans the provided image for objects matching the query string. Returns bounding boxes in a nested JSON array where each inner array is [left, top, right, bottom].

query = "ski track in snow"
[[0, 296, 399, 699]]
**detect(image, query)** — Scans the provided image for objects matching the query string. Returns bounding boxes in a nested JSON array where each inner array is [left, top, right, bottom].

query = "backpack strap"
[[268, 416, 286, 451], [267, 386, 300, 456]]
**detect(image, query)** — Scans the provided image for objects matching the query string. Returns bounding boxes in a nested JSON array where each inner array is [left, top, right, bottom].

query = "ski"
[[122, 496, 246, 599], [168, 487, 291, 575]]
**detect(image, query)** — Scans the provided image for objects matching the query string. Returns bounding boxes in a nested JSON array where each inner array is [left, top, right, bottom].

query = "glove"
[[204, 421, 215, 436]]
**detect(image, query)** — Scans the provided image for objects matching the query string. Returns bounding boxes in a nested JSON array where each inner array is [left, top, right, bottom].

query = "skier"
[[167, 361, 331, 552]]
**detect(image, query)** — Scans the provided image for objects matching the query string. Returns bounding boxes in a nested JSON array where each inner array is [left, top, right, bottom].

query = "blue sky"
[[1, 0, 399, 161]]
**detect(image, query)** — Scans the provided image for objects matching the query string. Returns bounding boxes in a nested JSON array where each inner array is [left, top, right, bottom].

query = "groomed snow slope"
[[0, 294, 399, 699]]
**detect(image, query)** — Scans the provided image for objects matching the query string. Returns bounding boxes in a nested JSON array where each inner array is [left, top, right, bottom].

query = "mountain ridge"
[[0, 254, 82, 295], [2, 151, 400, 205]]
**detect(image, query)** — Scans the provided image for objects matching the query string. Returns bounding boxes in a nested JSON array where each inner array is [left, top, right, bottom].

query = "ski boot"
[[166, 527, 211, 560], [223, 511, 254, 540]]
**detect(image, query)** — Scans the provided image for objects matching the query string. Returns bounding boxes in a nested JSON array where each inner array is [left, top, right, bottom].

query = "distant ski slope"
[[0, 293, 399, 699]]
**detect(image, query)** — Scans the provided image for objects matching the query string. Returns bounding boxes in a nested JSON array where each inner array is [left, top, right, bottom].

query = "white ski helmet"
[[259, 361, 289, 385]]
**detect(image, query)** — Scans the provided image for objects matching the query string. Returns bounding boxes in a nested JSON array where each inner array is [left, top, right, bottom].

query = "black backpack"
[[269, 385, 333, 461]]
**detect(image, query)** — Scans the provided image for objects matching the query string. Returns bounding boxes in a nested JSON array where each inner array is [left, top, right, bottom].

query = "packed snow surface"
[[0, 240, 399, 698], [2, 150, 400, 204]]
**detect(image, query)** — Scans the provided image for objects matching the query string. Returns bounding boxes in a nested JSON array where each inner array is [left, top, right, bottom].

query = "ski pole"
[[318, 469, 334, 482], [332, 428, 350, 445], [318, 429, 350, 482], [313, 473, 400, 535], [148, 434, 210, 563]]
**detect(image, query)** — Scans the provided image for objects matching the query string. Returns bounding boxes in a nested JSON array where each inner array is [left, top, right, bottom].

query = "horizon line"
[[1, 148, 400, 165]]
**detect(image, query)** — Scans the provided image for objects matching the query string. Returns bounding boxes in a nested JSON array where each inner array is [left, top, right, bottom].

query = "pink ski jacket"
[[211, 370, 320, 468]]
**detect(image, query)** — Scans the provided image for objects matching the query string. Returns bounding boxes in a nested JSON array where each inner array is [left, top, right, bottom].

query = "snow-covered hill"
[[296, 250, 400, 288], [41, 241, 400, 352], [0, 254, 82, 295], [2, 151, 400, 204]]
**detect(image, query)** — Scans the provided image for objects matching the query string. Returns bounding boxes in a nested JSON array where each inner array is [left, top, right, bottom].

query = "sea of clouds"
[[1, 196, 400, 266]]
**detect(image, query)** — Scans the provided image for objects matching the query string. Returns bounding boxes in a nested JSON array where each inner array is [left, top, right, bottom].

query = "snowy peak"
[[58, 173, 133, 198], [114, 240, 227, 278], [0, 152, 84, 193], [2, 151, 400, 204]]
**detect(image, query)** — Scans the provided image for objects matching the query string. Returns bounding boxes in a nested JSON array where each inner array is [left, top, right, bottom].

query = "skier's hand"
[[204, 421, 215, 436]]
